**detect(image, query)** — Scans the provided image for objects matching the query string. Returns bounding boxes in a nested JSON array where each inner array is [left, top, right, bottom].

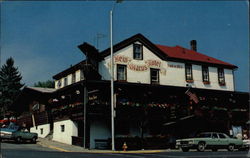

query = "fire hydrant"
[[122, 142, 128, 151]]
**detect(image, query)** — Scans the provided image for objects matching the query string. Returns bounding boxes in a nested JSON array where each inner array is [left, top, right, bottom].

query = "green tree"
[[0, 57, 24, 117], [34, 80, 54, 88]]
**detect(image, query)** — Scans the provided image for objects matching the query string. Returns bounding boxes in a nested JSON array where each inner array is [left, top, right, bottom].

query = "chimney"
[[190, 40, 197, 51]]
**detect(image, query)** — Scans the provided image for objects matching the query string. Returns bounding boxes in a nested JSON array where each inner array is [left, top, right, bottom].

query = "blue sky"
[[1, 1, 249, 92]]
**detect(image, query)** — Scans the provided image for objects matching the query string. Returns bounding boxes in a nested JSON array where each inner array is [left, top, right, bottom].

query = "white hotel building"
[[16, 34, 248, 150]]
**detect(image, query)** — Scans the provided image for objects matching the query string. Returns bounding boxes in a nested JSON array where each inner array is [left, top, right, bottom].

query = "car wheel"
[[212, 148, 218, 152], [197, 142, 206, 152], [228, 144, 235, 152], [31, 137, 37, 144], [16, 137, 22, 143], [181, 147, 189, 152]]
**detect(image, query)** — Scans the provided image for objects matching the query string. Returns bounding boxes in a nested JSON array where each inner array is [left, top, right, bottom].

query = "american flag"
[[185, 89, 199, 104]]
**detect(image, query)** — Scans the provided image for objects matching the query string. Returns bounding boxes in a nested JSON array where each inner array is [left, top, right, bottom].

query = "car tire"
[[16, 137, 22, 143], [181, 147, 189, 152], [228, 144, 235, 152], [31, 137, 37, 144], [197, 142, 206, 152], [212, 148, 218, 152]]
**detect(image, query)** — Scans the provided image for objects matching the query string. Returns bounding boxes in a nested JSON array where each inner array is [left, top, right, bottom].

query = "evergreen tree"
[[0, 57, 24, 117], [34, 80, 54, 88]]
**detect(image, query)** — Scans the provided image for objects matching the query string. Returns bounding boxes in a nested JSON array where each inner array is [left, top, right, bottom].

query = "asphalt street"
[[0, 142, 249, 158]]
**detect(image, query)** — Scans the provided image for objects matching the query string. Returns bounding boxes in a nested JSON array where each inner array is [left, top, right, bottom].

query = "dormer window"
[[202, 66, 210, 84], [218, 68, 225, 86], [133, 44, 143, 60], [185, 64, 193, 82]]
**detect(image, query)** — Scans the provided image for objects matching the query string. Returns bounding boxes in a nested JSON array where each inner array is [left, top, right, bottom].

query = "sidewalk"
[[37, 138, 174, 153]]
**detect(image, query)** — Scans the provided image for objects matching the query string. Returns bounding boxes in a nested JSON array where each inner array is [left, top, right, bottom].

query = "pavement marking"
[[38, 142, 69, 152], [140, 153, 249, 158]]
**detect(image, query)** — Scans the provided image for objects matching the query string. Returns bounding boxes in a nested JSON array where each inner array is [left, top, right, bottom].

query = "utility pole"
[[110, 0, 123, 151]]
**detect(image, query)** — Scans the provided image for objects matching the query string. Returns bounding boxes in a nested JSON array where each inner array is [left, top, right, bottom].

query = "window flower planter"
[[219, 82, 226, 86], [203, 81, 210, 85], [186, 80, 194, 83]]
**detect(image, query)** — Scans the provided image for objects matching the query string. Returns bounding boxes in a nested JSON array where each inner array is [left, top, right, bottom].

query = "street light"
[[110, 0, 122, 151]]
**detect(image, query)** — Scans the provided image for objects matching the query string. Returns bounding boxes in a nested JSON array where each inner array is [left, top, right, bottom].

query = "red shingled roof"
[[156, 44, 237, 68]]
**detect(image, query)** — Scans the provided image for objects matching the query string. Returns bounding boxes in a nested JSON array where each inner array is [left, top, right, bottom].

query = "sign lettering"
[[128, 64, 148, 71], [113, 55, 166, 74], [168, 64, 183, 69], [145, 60, 161, 68]]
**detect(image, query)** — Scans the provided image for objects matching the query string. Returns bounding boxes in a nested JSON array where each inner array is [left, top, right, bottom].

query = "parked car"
[[0, 123, 38, 143], [176, 132, 243, 152], [239, 139, 250, 151]]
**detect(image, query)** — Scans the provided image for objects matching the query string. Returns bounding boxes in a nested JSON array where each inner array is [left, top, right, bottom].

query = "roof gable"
[[100, 33, 167, 60], [100, 33, 237, 69]]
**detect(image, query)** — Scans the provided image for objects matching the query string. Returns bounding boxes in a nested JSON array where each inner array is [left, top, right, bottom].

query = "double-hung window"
[[64, 77, 68, 86], [150, 68, 159, 84], [185, 64, 193, 82], [202, 66, 209, 83], [218, 68, 225, 85], [117, 64, 127, 81], [57, 80, 62, 88], [80, 69, 84, 80], [133, 44, 143, 60], [72, 72, 76, 83]]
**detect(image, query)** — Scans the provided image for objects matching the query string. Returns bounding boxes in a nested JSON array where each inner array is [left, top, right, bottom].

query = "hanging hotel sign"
[[112, 55, 166, 75]]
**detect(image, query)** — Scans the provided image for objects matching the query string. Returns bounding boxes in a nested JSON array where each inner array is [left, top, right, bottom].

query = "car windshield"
[[197, 133, 211, 138]]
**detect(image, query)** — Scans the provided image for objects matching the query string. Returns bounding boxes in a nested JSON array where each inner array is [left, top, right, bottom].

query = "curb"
[[37, 139, 173, 154]]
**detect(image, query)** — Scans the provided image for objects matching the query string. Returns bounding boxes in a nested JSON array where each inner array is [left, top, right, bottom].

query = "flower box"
[[203, 81, 210, 85], [219, 82, 226, 86], [186, 80, 194, 83]]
